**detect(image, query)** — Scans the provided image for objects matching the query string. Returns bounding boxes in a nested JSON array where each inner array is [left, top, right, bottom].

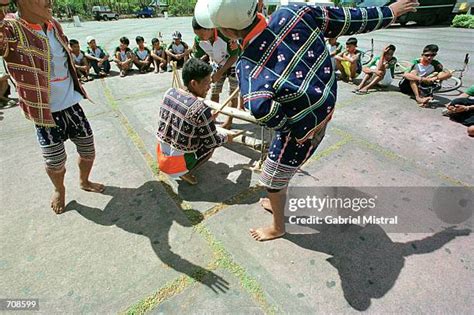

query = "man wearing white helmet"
[[195, 0, 420, 241]]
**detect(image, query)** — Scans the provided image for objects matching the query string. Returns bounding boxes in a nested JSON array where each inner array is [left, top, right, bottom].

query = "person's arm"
[[335, 51, 345, 61], [197, 107, 228, 149], [310, 1, 418, 38], [100, 47, 109, 62], [166, 44, 177, 58], [239, 60, 288, 130], [213, 56, 238, 83]]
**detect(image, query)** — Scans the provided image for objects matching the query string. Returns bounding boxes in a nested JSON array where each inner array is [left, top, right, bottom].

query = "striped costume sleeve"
[[239, 59, 288, 130], [309, 6, 395, 38]]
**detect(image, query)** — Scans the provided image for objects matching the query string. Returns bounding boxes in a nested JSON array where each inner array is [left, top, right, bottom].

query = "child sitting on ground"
[[326, 37, 343, 71], [156, 58, 237, 185], [85, 37, 111, 77], [443, 85, 474, 137], [166, 31, 192, 71], [399, 44, 452, 107], [133, 36, 153, 73], [151, 38, 167, 73], [114, 37, 134, 78], [335, 37, 362, 82], [69, 39, 91, 82], [355, 45, 397, 94]]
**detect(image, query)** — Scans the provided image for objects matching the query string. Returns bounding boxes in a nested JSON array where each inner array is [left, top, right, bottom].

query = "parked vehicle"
[[136, 7, 155, 18], [149, 0, 169, 14], [92, 6, 119, 21], [358, 0, 457, 26]]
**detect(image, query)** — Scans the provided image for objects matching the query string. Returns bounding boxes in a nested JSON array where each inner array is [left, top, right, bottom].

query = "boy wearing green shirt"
[[192, 17, 240, 129]]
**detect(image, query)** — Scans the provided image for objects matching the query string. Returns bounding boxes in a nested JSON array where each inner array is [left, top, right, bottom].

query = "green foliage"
[[47, 0, 196, 18], [451, 14, 474, 29]]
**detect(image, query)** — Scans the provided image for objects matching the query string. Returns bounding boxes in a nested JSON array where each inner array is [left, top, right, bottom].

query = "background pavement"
[[1, 16, 473, 314]]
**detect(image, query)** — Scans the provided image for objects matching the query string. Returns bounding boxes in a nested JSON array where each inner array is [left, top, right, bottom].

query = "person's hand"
[[389, 0, 420, 18], [98, 61, 103, 67], [452, 105, 468, 113], [229, 40, 239, 51], [211, 110, 219, 121]]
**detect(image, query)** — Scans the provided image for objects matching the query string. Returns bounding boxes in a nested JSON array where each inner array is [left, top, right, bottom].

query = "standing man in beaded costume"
[[0, 0, 104, 214], [195, 0, 419, 241]]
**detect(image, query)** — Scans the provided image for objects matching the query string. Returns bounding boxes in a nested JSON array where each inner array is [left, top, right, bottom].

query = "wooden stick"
[[205, 99, 258, 124], [214, 87, 240, 114]]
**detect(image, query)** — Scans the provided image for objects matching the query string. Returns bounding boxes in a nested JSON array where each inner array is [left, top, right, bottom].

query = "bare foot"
[[180, 173, 198, 185], [51, 187, 66, 214], [259, 198, 273, 214], [250, 226, 286, 242], [80, 181, 105, 193], [416, 96, 432, 107]]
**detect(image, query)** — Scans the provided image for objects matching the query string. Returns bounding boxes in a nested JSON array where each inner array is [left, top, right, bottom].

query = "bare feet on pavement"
[[51, 187, 66, 214], [80, 181, 105, 193]]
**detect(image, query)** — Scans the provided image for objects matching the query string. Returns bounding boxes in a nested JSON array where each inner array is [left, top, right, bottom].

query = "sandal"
[[180, 174, 198, 185]]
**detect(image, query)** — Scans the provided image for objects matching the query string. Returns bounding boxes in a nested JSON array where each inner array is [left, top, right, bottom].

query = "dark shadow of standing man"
[[285, 223, 471, 310], [65, 181, 229, 293]]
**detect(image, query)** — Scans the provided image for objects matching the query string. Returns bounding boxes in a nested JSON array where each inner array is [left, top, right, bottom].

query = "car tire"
[[103, 16, 109, 21]]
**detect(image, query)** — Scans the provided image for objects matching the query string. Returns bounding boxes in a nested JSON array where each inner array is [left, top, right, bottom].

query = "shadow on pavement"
[[177, 161, 260, 204], [65, 181, 230, 293], [285, 224, 471, 311]]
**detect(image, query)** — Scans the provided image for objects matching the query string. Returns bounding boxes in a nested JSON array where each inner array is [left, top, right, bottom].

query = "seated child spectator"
[[326, 37, 343, 70], [85, 36, 111, 77], [133, 36, 152, 73], [69, 39, 91, 82], [114, 37, 134, 77], [335, 37, 362, 82], [156, 58, 237, 185], [166, 31, 191, 71], [444, 85, 474, 137], [399, 44, 452, 107], [151, 38, 167, 73], [355, 45, 397, 94], [192, 16, 240, 129]]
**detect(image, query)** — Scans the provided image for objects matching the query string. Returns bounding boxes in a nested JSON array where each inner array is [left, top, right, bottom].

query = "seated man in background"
[[151, 38, 167, 73], [85, 36, 111, 77], [133, 36, 153, 73], [399, 44, 452, 106], [114, 36, 134, 78], [444, 85, 474, 137], [166, 31, 192, 71], [69, 39, 91, 82], [355, 45, 397, 94], [156, 58, 237, 185], [335, 37, 362, 82]]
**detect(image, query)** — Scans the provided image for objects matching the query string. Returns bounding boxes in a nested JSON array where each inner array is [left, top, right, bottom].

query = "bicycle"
[[394, 53, 470, 93], [360, 38, 374, 66]]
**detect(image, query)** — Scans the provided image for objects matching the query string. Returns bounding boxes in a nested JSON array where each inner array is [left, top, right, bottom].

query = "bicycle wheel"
[[361, 51, 373, 65], [435, 77, 462, 93]]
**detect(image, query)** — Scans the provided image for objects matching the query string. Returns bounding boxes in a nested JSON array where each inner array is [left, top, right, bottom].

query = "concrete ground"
[[1, 17, 473, 314]]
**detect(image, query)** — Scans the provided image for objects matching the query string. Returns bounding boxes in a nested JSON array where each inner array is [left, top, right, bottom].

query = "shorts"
[[157, 142, 213, 177], [260, 122, 328, 190], [211, 67, 238, 97], [341, 60, 362, 77], [35, 104, 95, 169], [170, 56, 185, 68]]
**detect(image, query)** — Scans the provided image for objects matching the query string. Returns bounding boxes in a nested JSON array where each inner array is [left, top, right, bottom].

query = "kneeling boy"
[[156, 58, 236, 185]]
